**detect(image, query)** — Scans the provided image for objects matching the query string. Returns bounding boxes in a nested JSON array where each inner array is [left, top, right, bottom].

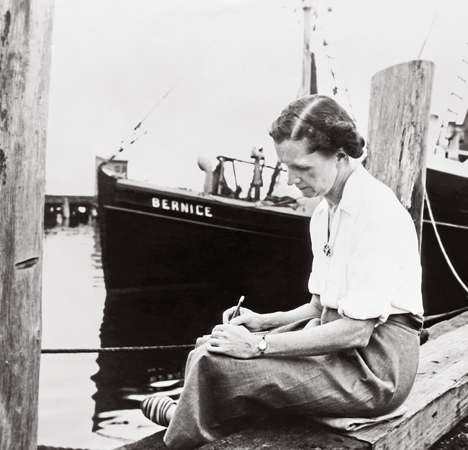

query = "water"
[[39, 222, 171, 449]]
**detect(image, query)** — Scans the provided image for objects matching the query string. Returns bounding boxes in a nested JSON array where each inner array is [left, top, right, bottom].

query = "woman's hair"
[[269, 95, 365, 159]]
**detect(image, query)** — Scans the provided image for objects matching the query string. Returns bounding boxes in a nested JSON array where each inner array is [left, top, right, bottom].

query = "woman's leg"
[[163, 320, 419, 449]]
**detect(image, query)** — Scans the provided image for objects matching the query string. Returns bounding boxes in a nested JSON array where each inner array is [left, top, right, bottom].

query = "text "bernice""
[[152, 198, 213, 217]]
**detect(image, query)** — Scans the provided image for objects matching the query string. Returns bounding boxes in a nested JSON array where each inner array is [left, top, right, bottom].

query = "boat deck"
[[116, 313, 468, 450]]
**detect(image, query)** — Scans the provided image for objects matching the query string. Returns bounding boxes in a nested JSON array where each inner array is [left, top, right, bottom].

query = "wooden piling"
[[0, 1, 55, 449], [365, 60, 435, 244]]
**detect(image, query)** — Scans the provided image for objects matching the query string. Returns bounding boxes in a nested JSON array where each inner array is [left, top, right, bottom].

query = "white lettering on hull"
[[152, 197, 213, 217]]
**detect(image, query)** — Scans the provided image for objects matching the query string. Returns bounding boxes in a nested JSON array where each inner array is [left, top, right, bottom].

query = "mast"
[[299, 0, 318, 97]]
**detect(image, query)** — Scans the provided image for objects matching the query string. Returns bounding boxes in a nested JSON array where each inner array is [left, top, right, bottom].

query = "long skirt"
[[163, 309, 420, 450]]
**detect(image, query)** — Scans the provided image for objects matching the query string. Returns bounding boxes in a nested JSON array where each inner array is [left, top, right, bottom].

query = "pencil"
[[230, 296, 245, 323]]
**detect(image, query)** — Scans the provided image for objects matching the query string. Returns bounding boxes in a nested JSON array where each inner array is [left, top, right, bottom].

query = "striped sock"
[[141, 395, 177, 427]]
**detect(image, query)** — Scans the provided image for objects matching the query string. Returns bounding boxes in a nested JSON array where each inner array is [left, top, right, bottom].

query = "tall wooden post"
[[0, 1, 55, 449], [366, 60, 435, 246]]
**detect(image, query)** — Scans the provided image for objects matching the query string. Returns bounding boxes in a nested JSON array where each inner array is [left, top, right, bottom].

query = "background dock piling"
[[365, 59, 435, 244]]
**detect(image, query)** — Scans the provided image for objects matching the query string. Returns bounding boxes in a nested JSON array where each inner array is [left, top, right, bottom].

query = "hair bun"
[[328, 121, 365, 159], [269, 95, 365, 159]]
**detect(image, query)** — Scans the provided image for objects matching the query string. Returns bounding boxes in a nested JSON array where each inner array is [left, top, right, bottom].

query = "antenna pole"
[[299, 1, 318, 97]]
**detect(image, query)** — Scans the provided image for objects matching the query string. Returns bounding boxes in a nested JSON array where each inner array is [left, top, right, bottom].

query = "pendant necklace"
[[323, 203, 337, 257]]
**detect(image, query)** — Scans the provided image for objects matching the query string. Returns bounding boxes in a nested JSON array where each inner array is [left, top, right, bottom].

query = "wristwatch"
[[258, 335, 267, 355]]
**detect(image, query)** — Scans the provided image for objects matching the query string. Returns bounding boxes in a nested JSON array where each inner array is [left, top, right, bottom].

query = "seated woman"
[[141, 95, 424, 450]]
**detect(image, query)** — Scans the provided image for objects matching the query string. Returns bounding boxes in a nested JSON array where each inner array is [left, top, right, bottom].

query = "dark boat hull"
[[422, 165, 468, 315]]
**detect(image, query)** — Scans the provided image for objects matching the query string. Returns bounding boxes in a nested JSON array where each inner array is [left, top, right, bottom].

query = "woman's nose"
[[287, 170, 300, 186]]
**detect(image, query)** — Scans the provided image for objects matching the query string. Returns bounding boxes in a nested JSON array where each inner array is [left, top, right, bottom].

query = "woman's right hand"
[[222, 306, 266, 332]]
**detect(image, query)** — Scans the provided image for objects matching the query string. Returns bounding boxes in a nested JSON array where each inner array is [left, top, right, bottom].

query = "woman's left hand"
[[207, 324, 259, 359]]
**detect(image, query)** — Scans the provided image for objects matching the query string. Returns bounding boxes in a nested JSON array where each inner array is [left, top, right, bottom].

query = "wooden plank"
[[365, 60, 434, 244], [347, 323, 468, 449], [198, 419, 317, 450], [115, 418, 368, 450], [0, 1, 55, 449], [114, 430, 168, 450]]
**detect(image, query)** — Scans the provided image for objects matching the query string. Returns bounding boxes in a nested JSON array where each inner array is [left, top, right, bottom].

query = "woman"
[[141, 95, 424, 449]]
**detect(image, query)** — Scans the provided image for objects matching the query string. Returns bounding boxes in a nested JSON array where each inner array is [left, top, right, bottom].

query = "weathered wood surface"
[[114, 430, 168, 450], [197, 419, 369, 450], [365, 60, 434, 244], [0, 1, 55, 449], [115, 418, 369, 450]]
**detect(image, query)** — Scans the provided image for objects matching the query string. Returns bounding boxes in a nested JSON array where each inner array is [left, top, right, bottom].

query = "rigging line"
[[322, 3, 357, 122], [114, 21, 232, 155], [435, 46, 468, 146], [417, 0, 444, 59], [424, 186, 468, 295]]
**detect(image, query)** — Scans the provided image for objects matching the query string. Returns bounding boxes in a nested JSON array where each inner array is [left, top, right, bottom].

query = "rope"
[[424, 305, 468, 327], [322, 3, 357, 123], [434, 42, 468, 149], [423, 219, 468, 231], [424, 186, 468, 294], [417, 0, 444, 59], [38, 446, 91, 450], [41, 344, 195, 354], [106, 22, 232, 163]]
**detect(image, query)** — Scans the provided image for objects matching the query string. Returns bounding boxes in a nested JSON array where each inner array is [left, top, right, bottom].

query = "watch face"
[[259, 337, 267, 351]]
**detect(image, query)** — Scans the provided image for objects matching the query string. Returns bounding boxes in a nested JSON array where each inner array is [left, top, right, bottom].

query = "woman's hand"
[[207, 324, 260, 359], [222, 306, 266, 332]]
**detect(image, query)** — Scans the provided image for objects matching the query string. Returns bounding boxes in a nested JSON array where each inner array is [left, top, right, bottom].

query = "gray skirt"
[[164, 309, 420, 450]]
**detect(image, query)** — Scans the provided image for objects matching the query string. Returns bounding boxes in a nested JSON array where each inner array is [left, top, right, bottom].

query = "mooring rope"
[[41, 344, 195, 354], [38, 446, 91, 450], [424, 186, 468, 295]]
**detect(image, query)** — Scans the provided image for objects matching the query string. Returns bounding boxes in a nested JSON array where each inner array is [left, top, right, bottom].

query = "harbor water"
[[39, 221, 182, 449]]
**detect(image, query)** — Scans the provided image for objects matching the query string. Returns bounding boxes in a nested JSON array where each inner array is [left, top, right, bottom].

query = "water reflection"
[[44, 205, 94, 230], [40, 221, 178, 448], [92, 292, 191, 432]]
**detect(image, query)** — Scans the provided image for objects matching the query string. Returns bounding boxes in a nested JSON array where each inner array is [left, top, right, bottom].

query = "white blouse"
[[308, 164, 424, 324]]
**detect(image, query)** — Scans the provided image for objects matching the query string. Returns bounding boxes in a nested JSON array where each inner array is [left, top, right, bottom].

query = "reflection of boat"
[[97, 155, 316, 343]]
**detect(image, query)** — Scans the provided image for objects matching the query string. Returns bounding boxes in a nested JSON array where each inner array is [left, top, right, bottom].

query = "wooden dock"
[[116, 314, 468, 450]]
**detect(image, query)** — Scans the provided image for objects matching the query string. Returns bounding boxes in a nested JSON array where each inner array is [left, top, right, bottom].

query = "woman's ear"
[[335, 149, 348, 164]]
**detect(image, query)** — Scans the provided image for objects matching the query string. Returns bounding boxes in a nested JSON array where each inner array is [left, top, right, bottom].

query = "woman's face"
[[274, 138, 339, 199]]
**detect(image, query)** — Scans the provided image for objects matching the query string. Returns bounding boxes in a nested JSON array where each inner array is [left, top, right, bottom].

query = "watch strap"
[[258, 334, 267, 355]]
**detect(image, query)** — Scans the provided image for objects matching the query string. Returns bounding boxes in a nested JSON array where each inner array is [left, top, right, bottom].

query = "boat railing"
[[216, 155, 285, 172], [211, 153, 291, 203]]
